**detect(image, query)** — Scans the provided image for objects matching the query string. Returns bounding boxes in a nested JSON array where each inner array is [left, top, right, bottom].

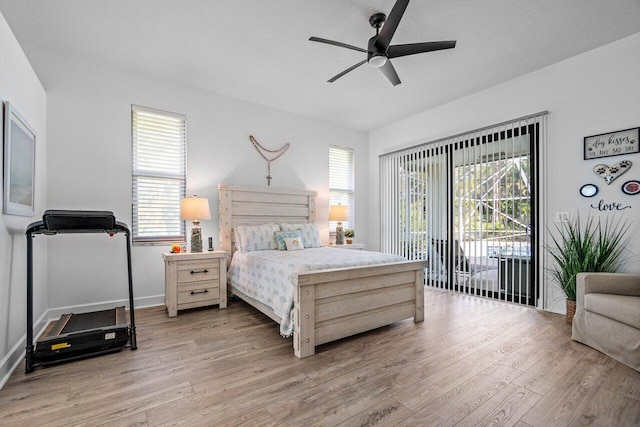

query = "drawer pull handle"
[[191, 289, 209, 295], [190, 269, 209, 274]]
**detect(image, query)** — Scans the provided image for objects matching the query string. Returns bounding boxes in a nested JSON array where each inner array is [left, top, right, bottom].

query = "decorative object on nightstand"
[[180, 196, 211, 253], [162, 250, 229, 317], [329, 204, 348, 245], [343, 228, 355, 244]]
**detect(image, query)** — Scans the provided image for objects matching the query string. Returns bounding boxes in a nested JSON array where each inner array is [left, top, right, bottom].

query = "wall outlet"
[[556, 211, 570, 223]]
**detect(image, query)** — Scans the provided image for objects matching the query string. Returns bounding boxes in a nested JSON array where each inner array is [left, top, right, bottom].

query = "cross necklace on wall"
[[249, 135, 290, 186]]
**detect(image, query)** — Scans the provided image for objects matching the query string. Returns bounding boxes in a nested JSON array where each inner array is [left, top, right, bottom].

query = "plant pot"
[[566, 299, 576, 324], [346, 239, 353, 244]]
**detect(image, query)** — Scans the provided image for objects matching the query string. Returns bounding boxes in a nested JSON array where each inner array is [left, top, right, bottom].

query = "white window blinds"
[[329, 145, 355, 232], [132, 105, 186, 243]]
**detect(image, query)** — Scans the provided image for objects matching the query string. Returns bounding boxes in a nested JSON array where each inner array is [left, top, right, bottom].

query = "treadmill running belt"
[[61, 308, 125, 333]]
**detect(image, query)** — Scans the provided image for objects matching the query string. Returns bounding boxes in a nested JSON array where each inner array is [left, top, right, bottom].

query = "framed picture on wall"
[[3, 101, 36, 216], [584, 127, 639, 160]]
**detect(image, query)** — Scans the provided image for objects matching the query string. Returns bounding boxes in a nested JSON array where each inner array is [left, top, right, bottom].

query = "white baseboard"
[[0, 295, 164, 390], [0, 309, 50, 390], [46, 294, 164, 320]]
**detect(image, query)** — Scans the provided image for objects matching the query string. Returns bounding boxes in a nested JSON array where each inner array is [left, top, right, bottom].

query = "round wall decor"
[[579, 184, 599, 198], [621, 180, 640, 195]]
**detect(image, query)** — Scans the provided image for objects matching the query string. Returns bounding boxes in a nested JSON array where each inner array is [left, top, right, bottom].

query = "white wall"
[[0, 11, 47, 385], [369, 32, 640, 313], [23, 45, 369, 313]]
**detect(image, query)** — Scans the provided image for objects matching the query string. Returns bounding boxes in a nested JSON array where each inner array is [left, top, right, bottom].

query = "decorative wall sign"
[[593, 160, 632, 184], [622, 180, 640, 195], [590, 199, 632, 211], [579, 184, 599, 197], [584, 127, 639, 160], [3, 101, 36, 216]]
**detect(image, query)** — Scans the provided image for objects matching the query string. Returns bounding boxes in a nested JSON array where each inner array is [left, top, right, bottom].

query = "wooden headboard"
[[218, 184, 317, 257]]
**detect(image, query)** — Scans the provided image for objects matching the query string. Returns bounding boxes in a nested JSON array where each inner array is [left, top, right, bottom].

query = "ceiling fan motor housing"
[[367, 36, 387, 67]]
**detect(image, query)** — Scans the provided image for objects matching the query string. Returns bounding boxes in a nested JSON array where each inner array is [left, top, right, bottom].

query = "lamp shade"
[[329, 204, 348, 222], [180, 196, 211, 221]]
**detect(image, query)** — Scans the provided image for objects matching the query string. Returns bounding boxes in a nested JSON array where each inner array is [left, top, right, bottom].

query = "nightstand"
[[162, 250, 228, 317], [326, 243, 365, 251]]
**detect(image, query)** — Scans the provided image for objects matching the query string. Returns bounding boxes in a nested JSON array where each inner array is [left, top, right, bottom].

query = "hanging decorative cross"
[[249, 135, 290, 186]]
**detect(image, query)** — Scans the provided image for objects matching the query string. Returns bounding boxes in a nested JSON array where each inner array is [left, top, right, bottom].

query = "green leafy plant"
[[343, 229, 355, 238], [548, 214, 631, 301]]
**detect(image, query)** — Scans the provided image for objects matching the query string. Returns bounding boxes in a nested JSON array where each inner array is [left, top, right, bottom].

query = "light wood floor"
[[2, 288, 639, 426]]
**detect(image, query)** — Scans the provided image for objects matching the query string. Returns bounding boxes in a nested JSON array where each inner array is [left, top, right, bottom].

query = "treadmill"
[[25, 210, 137, 373]]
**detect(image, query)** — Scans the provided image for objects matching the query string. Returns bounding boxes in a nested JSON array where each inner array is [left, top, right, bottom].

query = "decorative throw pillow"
[[284, 237, 304, 251], [274, 230, 301, 250], [234, 224, 280, 252], [280, 223, 322, 248]]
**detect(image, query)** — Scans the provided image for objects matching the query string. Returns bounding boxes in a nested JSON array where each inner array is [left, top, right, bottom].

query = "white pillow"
[[274, 230, 301, 250], [280, 223, 322, 248], [234, 224, 280, 252], [284, 236, 304, 251]]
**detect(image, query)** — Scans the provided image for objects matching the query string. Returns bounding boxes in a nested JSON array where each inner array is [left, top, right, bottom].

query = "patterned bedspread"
[[227, 247, 406, 337]]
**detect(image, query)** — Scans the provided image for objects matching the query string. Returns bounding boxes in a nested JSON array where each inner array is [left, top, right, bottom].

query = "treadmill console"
[[42, 210, 116, 233]]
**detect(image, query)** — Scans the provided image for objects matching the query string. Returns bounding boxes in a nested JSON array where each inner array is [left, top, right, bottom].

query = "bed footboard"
[[293, 261, 425, 358]]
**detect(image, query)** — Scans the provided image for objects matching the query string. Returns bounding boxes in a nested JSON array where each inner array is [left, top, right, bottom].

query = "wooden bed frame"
[[219, 184, 425, 358]]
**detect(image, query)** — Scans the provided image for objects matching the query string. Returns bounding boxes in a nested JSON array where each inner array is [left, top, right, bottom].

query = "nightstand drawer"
[[177, 260, 220, 283], [177, 281, 220, 305]]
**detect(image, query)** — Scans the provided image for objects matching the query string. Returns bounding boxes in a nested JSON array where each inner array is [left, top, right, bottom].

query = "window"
[[329, 145, 355, 232], [132, 105, 186, 244]]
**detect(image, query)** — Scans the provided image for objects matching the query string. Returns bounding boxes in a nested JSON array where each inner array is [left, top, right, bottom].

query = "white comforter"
[[227, 247, 406, 337]]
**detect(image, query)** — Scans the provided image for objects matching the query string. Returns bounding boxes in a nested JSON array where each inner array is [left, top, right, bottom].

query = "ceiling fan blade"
[[328, 60, 367, 82], [379, 60, 401, 86], [309, 36, 368, 53], [374, 0, 410, 52], [388, 40, 456, 59]]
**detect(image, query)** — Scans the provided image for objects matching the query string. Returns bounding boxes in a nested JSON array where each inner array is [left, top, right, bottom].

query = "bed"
[[219, 184, 426, 358]]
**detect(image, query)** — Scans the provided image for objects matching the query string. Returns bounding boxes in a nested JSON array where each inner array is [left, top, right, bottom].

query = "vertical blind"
[[132, 105, 186, 243], [379, 112, 547, 307], [329, 145, 355, 232]]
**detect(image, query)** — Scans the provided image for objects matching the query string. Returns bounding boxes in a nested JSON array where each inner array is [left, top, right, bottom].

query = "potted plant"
[[343, 229, 355, 244], [548, 214, 630, 323]]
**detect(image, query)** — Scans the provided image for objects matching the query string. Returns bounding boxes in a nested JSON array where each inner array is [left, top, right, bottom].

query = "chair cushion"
[[584, 293, 640, 329]]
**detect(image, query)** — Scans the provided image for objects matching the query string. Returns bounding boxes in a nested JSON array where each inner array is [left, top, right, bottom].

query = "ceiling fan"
[[309, 0, 456, 86]]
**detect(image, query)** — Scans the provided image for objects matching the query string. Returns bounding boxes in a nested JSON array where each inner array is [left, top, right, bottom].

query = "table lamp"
[[180, 196, 211, 252], [329, 204, 348, 245]]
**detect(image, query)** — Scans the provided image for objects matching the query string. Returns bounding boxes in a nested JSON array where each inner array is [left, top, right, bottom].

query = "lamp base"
[[335, 222, 344, 245], [191, 221, 203, 253]]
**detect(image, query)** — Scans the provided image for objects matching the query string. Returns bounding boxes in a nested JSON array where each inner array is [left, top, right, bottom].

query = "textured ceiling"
[[1, 0, 640, 131]]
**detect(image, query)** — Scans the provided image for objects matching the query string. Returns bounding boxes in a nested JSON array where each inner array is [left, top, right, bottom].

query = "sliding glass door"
[[380, 113, 546, 307]]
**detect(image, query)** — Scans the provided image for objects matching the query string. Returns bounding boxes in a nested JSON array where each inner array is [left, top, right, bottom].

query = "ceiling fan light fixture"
[[368, 54, 387, 68]]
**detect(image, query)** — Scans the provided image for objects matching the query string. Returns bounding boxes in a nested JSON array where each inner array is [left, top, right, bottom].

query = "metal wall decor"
[[584, 127, 639, 160], [593, 160, 632, 184], [249, 135, 290, 186]]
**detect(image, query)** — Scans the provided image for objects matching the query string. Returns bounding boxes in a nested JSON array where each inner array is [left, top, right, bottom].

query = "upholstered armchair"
[[572, 272, 640, 371]]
